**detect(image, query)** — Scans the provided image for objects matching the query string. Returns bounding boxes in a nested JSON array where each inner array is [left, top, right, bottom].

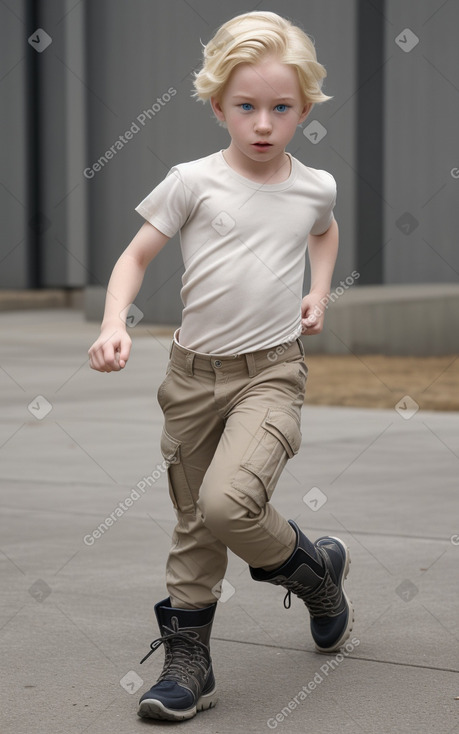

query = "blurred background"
[[1, 0, 458, 357]]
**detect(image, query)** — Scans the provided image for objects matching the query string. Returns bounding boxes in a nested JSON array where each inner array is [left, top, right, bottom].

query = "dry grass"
[[303, 354, 459, 411]]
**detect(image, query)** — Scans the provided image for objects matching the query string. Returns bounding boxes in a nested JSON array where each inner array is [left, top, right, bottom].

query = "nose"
[[254, 110, 272, 134]]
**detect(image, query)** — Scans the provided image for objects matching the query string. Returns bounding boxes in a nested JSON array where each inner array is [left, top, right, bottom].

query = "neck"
[[222, 146, 291, 184]]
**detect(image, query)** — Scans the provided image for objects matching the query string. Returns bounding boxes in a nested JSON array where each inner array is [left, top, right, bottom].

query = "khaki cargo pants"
[[157, 335, 307, 609]]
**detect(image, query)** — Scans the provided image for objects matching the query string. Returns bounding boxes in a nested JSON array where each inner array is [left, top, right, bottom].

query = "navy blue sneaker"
[[250, 520, 354, 653], [137, 597, 217, 720]]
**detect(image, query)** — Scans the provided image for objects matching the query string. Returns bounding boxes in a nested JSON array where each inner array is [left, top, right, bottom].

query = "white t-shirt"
[[135, 150, 336, 355]]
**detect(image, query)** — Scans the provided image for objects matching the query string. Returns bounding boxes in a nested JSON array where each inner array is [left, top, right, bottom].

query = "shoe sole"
[[137, 687, 218, 721], [314, 537, 355, 655]]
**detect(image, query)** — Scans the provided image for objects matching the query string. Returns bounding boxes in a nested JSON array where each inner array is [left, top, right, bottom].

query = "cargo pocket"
[[231, 408, 302, 509], [160, 427, 195, 514]]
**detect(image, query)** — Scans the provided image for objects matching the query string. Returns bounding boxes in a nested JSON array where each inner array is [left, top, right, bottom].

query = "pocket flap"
[[263, 408, 302, 458]]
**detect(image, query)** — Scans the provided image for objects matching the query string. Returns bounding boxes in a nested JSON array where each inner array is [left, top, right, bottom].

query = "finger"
[[88, 343, 104, 369], [302, 321, 322, 335], [119, 341, 131, 368], [89, 347, 110, 372], [90, 355, 107, 372], [113, 351, 124, 370], [88, 350, 102, 371], [102, 342, 120, 370]]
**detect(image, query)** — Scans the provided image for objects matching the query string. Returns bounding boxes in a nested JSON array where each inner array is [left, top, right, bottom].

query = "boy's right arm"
[[88, 222, 169, 372]]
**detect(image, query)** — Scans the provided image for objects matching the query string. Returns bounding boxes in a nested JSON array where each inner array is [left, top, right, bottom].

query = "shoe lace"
[[283, 571, 341, 618], [139, 618, 210, 686]]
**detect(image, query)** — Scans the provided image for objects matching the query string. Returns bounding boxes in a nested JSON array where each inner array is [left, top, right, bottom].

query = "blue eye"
[[240, 103, 253, 111], [275, 104, 289, 112]]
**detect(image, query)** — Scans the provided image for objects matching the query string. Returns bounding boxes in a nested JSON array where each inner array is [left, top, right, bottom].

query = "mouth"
[[252, 142, 272, 150]]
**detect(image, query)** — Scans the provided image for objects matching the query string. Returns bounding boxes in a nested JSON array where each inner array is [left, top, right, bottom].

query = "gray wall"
[[1, 0, 458, 324], [0, 0, 88, 289], [383, 1, 459, 283], [1, 0, 28, 288]]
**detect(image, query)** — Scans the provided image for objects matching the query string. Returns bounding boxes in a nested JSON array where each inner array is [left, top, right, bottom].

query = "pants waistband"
[[169, 338, 304, 378]]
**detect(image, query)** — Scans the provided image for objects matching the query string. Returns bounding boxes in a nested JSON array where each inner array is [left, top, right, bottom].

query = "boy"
[[88, 10, 354, 722]]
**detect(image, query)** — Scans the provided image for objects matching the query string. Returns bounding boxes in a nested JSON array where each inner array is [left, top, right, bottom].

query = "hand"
[[301, 292, 327, 335], [88, 326, 132, 372]]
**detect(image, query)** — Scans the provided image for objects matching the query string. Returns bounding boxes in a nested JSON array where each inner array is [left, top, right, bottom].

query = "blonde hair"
[[192, 11, 331, 108]]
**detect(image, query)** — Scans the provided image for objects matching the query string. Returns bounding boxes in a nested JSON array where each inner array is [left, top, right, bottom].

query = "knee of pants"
[[197, 482, 261, 538]]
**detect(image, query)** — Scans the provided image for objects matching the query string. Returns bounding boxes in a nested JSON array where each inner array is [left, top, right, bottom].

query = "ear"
[[210, 96, 226, 122], [298, 102, 312, 125]]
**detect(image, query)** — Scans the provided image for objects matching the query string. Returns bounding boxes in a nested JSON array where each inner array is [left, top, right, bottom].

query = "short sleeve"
[[135, 167, 189, 238], [309, 172, 337, 236]]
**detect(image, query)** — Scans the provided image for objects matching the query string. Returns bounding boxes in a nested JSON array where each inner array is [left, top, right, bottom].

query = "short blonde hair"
[[192, 11, 331, 108]]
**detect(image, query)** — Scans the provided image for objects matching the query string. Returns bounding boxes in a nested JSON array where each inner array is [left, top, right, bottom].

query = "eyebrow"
[[230, 94, 297, 102]]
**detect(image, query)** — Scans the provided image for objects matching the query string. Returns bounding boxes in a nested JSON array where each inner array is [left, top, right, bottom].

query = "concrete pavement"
[[0, 309, 458, 734]]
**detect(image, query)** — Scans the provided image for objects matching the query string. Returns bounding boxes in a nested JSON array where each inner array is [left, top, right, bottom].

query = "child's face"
[[211, 56, 311, 165]]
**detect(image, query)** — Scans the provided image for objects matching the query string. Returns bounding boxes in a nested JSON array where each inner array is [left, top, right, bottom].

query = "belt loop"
[[185, 352, 195, 376], [245, 352, 257, 377], [296, 337, 305, 357]]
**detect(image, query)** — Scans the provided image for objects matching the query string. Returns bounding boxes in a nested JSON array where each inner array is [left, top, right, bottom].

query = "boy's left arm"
[[301, 218, 339, 335]]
